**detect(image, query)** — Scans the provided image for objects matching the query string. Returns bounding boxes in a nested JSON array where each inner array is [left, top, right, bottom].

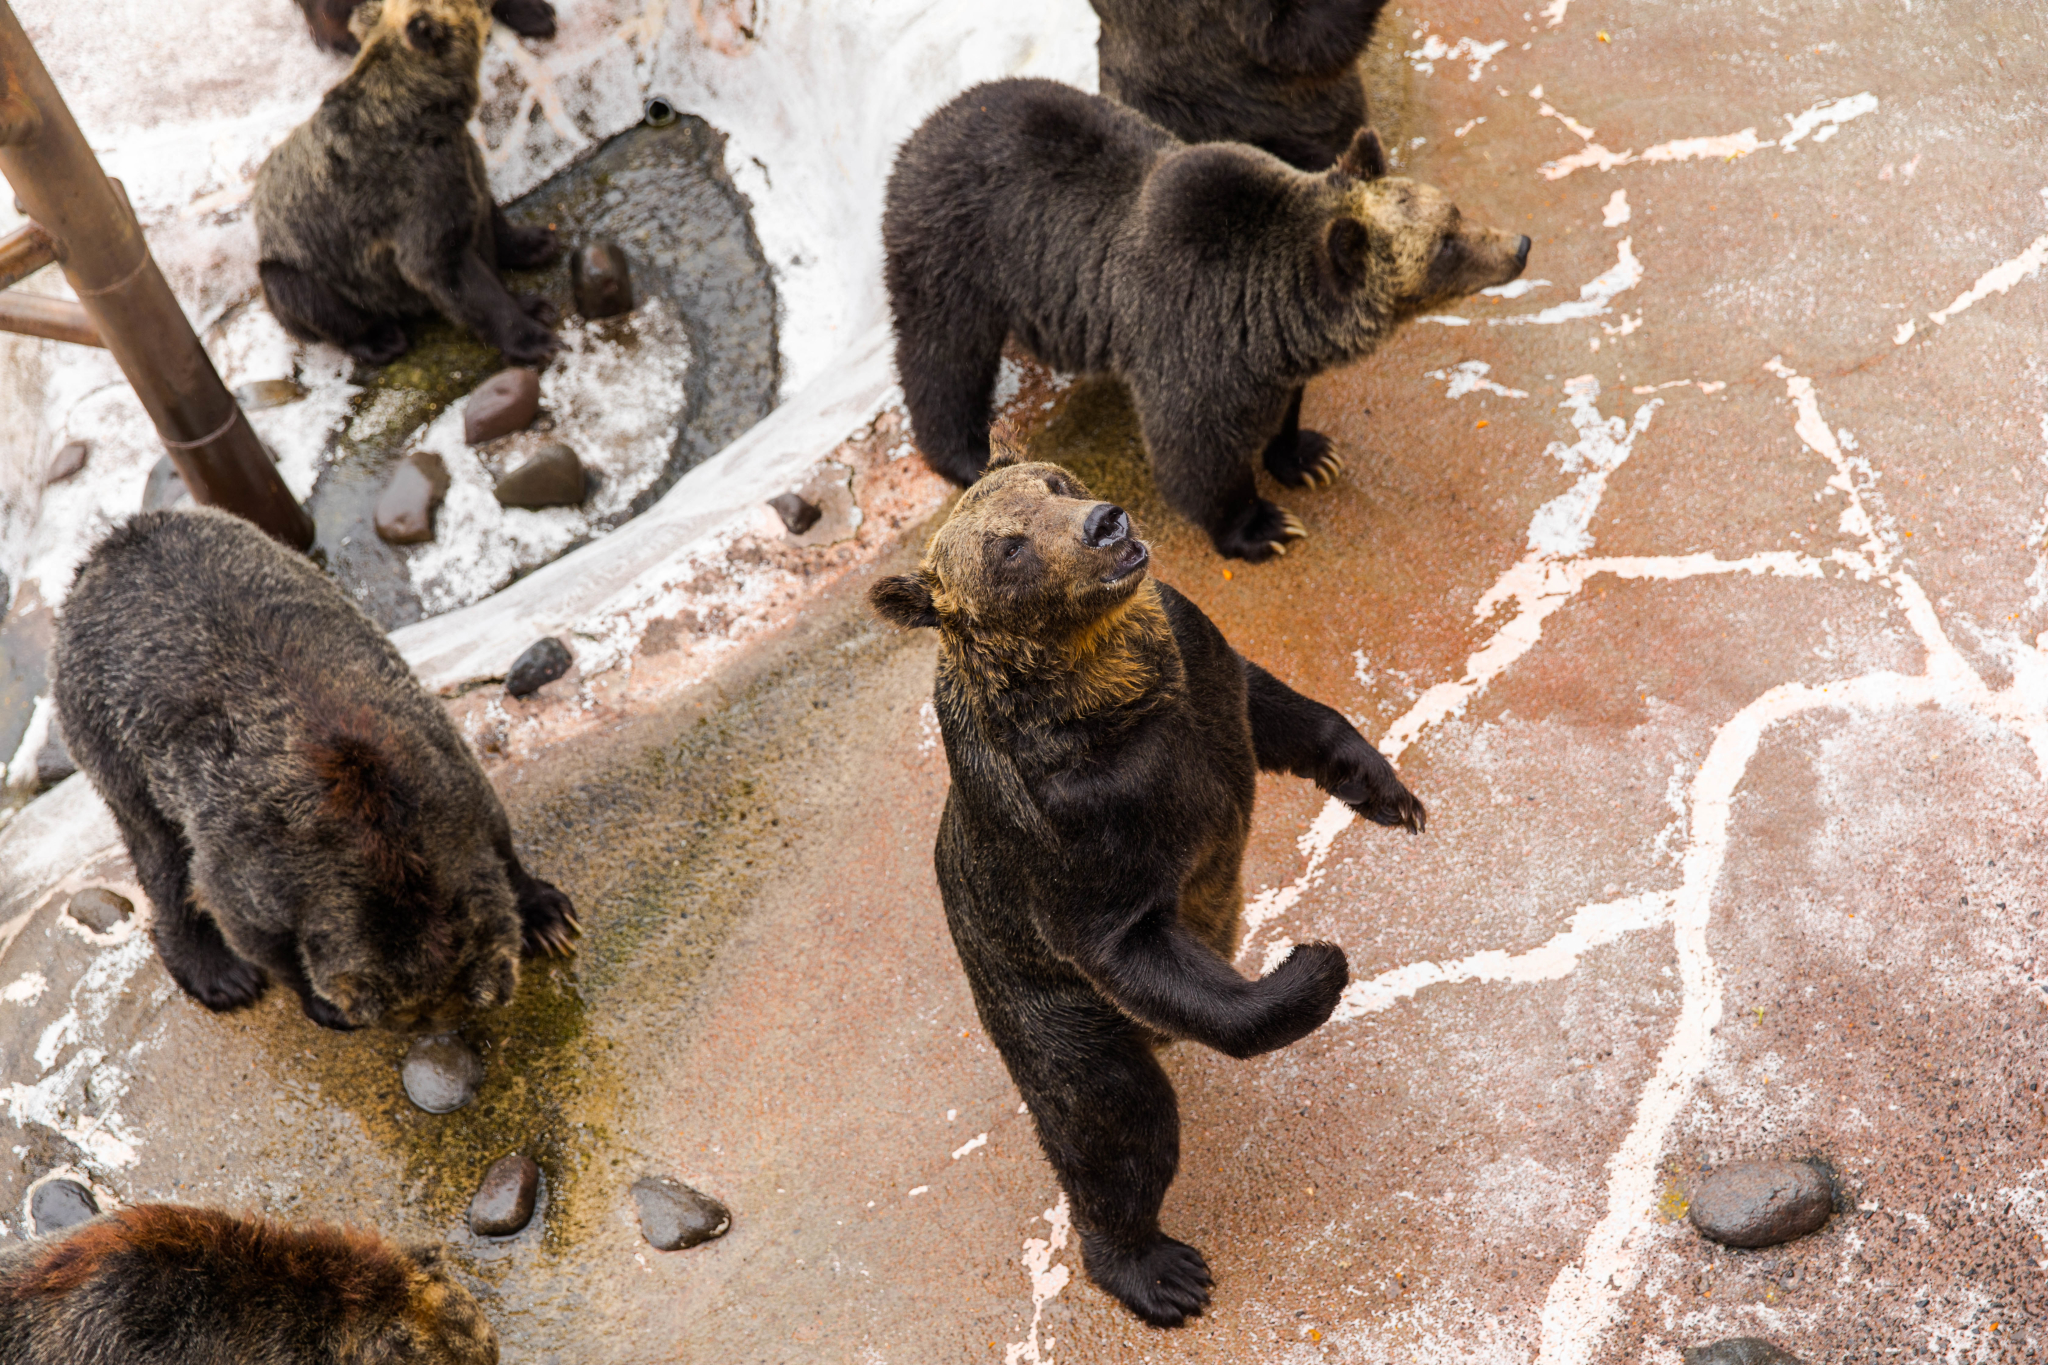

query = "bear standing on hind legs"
[[871, 448, 1424, 1325], [883, 78, 1528, 562], [254, 0, 561, 367]]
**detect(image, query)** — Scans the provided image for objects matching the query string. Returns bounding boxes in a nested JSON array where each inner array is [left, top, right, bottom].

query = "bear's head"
[[349, 0, 492, 67], [383, 1242, 503, 1364]]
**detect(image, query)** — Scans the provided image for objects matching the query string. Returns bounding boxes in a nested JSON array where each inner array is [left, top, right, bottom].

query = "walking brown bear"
[[53, 508, 579, 1032], [882, 78, 1528, 562], [0, 1203, 498, 1364], [254, 0, 561, 367], [870, 448, 1424, 1325], [295, 0, 556, 53]]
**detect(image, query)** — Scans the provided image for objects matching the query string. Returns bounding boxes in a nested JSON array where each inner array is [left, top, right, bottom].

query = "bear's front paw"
[[500, 321, 561, 368], [347, 320, 409, 367], [172, 949, 269, 1014], [1083, 1234, 1213, 1328], [517, 876, 582, 957], [516, 294, 560, 326], [1328, 739, 1427, 834], [499, 224, 560, 271], [301, 991, 365, 1032], [1262, 428, 1344, 490], [1212, 498, 1308, 562]]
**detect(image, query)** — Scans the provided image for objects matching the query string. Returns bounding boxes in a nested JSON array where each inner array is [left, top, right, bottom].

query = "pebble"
[[65, 887, 133, 933], [43, 440, 88, 485], [29, 716, 73, 791], [464, 368, 542, 445], [234, 378, 308, 411], [768, 492, 821, 536], [401, 1033, 484, 1114], [140, 455, 192, 512], [505, 637, 573, 698], [494, 442, 586, 509], [571, 240, 634, 319], [374, 452, 452, 545], [630, 1175, 730, 1251], [1688, 1160, 1833, 1249], [1683, 1339, 1805, 1365], [30, 1179, 98, 1235], [469, 1154, 541, 1236]]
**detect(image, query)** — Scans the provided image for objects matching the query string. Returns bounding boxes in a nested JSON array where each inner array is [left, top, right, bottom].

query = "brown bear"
[[295, 0, 556, 53], [0, 1203, 498, 1364], [254, 0, 560, 366], [883, 78, 1528, 561], [53, 508, 578, 1032], [870, 449, 1423, 1326]]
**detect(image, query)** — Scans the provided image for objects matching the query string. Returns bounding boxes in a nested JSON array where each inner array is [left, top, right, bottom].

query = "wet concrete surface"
[[4, 1, 2048, 1361]]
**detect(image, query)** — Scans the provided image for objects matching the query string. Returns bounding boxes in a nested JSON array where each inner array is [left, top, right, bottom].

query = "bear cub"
[[871, 447, 1423, 1325], [54, 508, 579, 1032], [296, 0, 556, 54], [1092, 0, 1391, 172], [255, 0, 560, 367], [884, 78, 1528, 561], [0, 1203, 497, 1364]]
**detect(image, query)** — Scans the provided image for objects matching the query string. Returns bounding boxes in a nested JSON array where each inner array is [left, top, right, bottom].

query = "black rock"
[[44, 440, 88, 485], [401, 1033, 484, 1114], [505, 637, 573, 698], [469, 1154, 541, 1236], [66, 887, 133, 933], [141, 455, 191, 512], [1688, 1160, 1833, 1248], [571, 241, 634, 319], [1684, 1338, 1805, 1365], [464, 368, 542, 445], [30, 1179, 98, 1235], [631, 1175, 730, 1251], [494, 442, 586, 510], [768, 492, 821, 535]]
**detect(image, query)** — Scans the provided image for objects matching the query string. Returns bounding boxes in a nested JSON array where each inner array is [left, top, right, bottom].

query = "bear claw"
[[1263, 429, 1344, 490]]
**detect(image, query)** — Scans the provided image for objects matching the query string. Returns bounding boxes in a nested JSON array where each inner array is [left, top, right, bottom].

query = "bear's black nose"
[[1515, 235, 1532, 268], [1082, 503, 1130, 548]]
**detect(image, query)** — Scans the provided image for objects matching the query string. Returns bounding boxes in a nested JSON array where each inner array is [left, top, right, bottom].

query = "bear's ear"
[[1321, 217, 1374, 293], [1334, 127, 1388, 182], [987, 418, 1027, 471], [349, 0, 383, 41], [870, 573, 939, 629], [405, 11, 451, 54]]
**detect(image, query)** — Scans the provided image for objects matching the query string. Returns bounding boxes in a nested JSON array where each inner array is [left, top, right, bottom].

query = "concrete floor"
[[4, 1, 2048, 1361]]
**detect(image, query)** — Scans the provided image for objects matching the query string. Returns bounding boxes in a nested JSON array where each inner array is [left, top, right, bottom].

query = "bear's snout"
[[1083, 504, 1131, 548], [1515, 235, 1532, 269]]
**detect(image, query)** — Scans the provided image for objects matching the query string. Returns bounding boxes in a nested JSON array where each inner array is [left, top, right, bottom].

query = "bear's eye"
[[1002, 537, 1027, 561]]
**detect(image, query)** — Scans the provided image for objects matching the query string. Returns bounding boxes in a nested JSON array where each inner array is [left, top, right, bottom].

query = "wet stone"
[[30, 1179, 98, 1235], [65, 887, 133, 933], [768, 491, 821, 536], [464, 368, 541, 445], [469, 1154, 541, 1236], [505, 637, 572, 698], [234, 378, 308, 411], [571, 240, 634, 319], [1684, 1339, 1806, 1365], [401, 1033, 484, 1114], [1688, 1160, 1833, 1249], [374, 452, 452, 545], [141, 455, 191, 512], [43, 440, 88, 485], [631, 1175, 730, 1251], [494, 442, 586, 510]]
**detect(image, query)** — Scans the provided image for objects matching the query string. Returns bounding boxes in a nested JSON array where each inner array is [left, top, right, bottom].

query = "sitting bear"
[[0, 1203, 497, 1364], [1091, 0, 1390, 172], [883, 78, 1528, 561], [870, 448, 1424, 1325], [254, 0, 560, 367], [296, 0, 556, 53], [53, 508, 579, 1032]]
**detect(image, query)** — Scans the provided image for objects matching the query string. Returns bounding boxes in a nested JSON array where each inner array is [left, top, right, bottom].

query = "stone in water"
[[631, 1175, 730, 1251], [1687, 1160, 1833, 1249], [402, 1033, 483, 1114], [464, 368, 541, 445], [375, 452, 452, 545], [494, 442, 586, 510], [469, 1154, 541, 1236], [572, 241, 634, 319], [505, 637, 572, 698]]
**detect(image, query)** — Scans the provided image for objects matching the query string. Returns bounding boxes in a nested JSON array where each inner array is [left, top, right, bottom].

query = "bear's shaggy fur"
[[882, 78, 1528, 561], [871, 450, 1423, 1325], [1092, 0, 1390, 171], [0, 1203, 497, 1365], [53, 509, 578, 1032], [296, 0, 556, 54], [254, 0, 560, 367]]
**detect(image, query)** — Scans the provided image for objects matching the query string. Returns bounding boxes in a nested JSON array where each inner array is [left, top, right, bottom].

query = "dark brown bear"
[[882, 78, 1528, 561], [870, 450, 1423, 1326], [1091, 0, 1390, 172], [0, 1203, 497, 1364], [254, 0, 560, 367], [295, 0, 556, 53], [53, 508, 578, 1032]]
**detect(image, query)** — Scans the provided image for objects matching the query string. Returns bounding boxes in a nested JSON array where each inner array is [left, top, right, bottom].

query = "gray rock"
[[494, 442, 586, 510], [1688, 1160, 1833, 1248], [469, 1154, 541, 1236], [571, 240, 634, 319], [464, 368, 542, 445], [30, 1179, 98, 1235], [65, 887, 133, 933], [234, 378, 308, 411], [1683, 1339, 1805, 1365], [401, 1033, 484, 1114], [29, 712, 73, 791], [768, 492, 821, 535], [505, 637, 572, 698], [631, 1175, 730, 1251], [44, 440, 88, 485], [374, 452, 452, 545], [141, 455, 192, 512]]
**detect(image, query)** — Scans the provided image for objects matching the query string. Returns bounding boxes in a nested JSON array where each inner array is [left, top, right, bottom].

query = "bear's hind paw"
[[1213, 500, 1308, 563], [1087, 1235, 1214, 1328]]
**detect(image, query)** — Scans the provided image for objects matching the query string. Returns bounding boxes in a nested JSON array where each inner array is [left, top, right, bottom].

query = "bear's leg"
[[102, 779, 267, 1012], [1135, 386, 1307, 563], [890, 285, 1007, 485], [259, 261, 408, 365], [1259, 387, 1344, 490], [491, 0, 557, 39], [490, 203, 559, 271], [397, 233, 560, 368]]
